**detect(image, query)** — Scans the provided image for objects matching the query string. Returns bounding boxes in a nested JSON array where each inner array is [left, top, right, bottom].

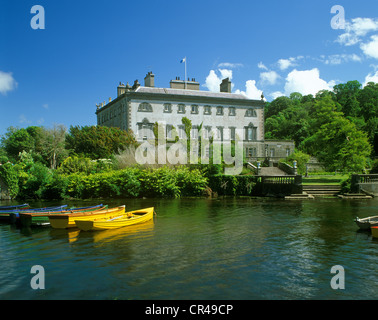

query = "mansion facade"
[[95, 72, 294, 161]]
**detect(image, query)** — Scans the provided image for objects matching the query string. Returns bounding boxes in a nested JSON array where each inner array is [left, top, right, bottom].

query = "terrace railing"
[[351, 174, 378, 194], [254, 175, 302, 196]]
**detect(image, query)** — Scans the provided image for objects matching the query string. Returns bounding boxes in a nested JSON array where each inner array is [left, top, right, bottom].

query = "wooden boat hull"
[[0, 205, 68, 223], [354, 216, 378, 230], [0, 203, 29, 210], [75, 207, 154, 231], [48, 206, 126, 229], [19, 205, 107, 227], [371, 226, 378, 238]]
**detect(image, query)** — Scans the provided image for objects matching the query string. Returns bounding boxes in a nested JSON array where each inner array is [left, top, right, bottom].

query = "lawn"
[[302, 173, 348, 185]]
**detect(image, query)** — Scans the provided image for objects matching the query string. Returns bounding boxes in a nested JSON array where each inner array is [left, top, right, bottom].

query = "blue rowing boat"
[[0, 203, 29, 210], [18, 204, 107, 227], [0, 205, 68, 223]]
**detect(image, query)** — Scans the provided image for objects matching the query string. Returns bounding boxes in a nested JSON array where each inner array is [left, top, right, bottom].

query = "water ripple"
[[1, 198, 378, 299]]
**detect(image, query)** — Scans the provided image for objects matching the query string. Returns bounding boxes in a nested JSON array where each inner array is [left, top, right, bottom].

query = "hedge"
[[208, 174, 257, 196], [44, 166, 208, 199]]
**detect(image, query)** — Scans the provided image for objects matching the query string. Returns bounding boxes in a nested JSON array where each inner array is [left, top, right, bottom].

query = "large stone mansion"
[[95, 72, 294, 161]]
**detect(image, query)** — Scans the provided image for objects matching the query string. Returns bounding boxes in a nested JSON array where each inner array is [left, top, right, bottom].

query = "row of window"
[[99, 102, 258, 125], [138, 102, 257, 117], [137, 123, 258, 141], [245, 147, 291, 158], [98, 106, 123, 124]]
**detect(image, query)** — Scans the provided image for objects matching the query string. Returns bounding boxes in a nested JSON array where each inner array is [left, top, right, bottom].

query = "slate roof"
[[135, 86, 251, 101]]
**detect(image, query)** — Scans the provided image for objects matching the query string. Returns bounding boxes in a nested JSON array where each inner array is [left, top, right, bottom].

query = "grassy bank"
[[302, 173, 348, 185]]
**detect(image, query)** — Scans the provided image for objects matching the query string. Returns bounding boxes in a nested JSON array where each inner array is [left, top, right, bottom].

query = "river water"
[[1, 197, 378, 300]]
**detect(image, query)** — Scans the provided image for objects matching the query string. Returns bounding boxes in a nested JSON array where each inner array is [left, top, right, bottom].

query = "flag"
[[180, 57, 186, 63]]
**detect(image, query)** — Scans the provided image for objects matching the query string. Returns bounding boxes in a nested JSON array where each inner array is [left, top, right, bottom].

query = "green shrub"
[[175, 166, 208, 196], [208, 174, 256, 196], [0, 162, 19, 199], [370, 159, 378, 174], [138, 167, 181, 198], [340, 175, 352, 194], [42, 173, 69, 200], [15, 162, 53, 199], [65, 168, 141, 199], [57, 156, 113, 175], [283, 150, 311, 175]]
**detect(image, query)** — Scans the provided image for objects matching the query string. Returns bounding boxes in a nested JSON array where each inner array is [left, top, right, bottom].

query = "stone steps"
[[302, 185, 341, 197], [285, 192, 314, 200], [259, 167, 288, 176], [337, 193, 373, 199]]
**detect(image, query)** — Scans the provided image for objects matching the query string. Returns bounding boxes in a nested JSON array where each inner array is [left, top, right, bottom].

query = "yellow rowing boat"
[[75, 207, 154, 231], [48, 206, 125, 229]]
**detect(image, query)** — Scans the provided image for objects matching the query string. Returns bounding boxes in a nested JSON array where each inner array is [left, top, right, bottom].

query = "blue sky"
[[0, 0, 377, 136]]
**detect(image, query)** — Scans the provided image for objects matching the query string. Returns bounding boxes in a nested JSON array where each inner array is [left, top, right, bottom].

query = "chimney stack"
[[144, 71, 155, 87], [220, 78, 231, 93], [132, 79, 141, 90], [117, 82, 126, 97]]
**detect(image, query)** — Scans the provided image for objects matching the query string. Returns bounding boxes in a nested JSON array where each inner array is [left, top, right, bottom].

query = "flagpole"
[[184, 56, 187, 90]]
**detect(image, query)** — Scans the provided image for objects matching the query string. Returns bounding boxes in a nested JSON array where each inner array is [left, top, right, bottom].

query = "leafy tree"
[[57, 155, 112, 175], [303, 96, 371, 172], [357, 82, 378, 154], [153, 122, 165, 146], [181, 117, 192, 155], [1, 127, 35, 162], [265, 96, 294, 118], [39, 124, 69, 169], [333, 80, 362, 117], [358, 82, 378, 119], [0, 162, 19, 198], [283, 150, 311, 175], [13, 151, 53, 199], [0, 147, 8, 164], [65, 125, 138, 159], [265, 100, 311, 146], [289, 92, 303, 102]]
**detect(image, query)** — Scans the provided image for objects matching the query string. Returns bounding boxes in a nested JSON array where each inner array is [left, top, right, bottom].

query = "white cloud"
[[205, 69, 263, 100], [260, 70, 280, 85], [217, 62, 243, 69], [364, 71, 378, 86], [219, 69, 233, 80], [235, 80, 264, 100], [204, 69, 233, 92], [0, 71, 17, 95], [284, 68, 335, 96], [204, 70, 222, 92], [361, 35, 378, 59], [322, 54, 362, 65], [336, 17, 378, 46], [42, 103, 49, 110], [277, 58, 296, 71], [257, 62, 268, 70], [270, 91, 285, 100], [277, 57, 304, 71]]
